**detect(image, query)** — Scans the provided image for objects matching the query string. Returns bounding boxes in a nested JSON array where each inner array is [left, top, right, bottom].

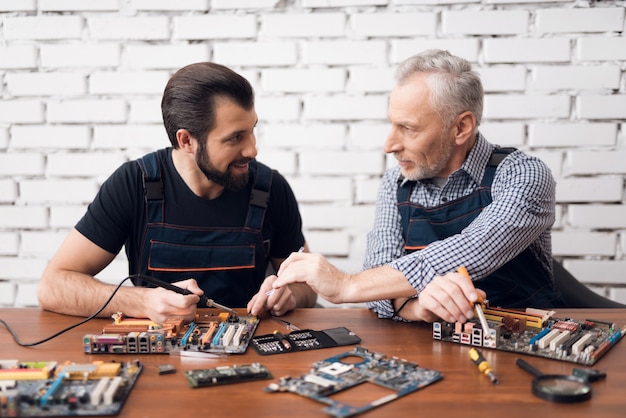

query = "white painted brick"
[[20, 179, 99, 203], [0, 257, 48, 280], [95, 259, 136, 285], [41, 0, 120, 10], [88, 17, 170, 40], [484, 95, 570, 119], [0, 207, 47, 228], [529, 123, 617, 148], [305, 231, 350, 256], [577, 37, 626, 61], [47, 100, 127, 123], [347, 68, 394, 93], [0, 0, 35, 11], [566, 151, 626, 175], [577, 96, 626, 119], [89, 71, 169, 95], [0, 179, 17, 203], [261, 68, 346, 93], [212, 0, 279, 8], [484, 38, 570, 63], [173, 15, 256, 40], [3, 16, 83, 40], [0, 45, 38, 69], [0, 127, 8, 148], [564, 260, 626, 285], [213, 42, 298, 66], [391, 39, 479, 63], [0, 283, 17, 306], [300, 151, 383, 175], [50, 205, 88, 228], [129, 99, 162, 123], [304, 96, 387, 121], [130, 0, 209, 10], [93, 125, 165, 149], [552, 231, 617, 256], [299, 204, 374, 233], [355, 177, 381, 204], [0, 153, 44, 176], [304, 0, 386, 6], [568, 204, 626, 229], [536, 7, 624, 34], [20, 231, 67, 257], [0, 100, 44, 123], [442, 10, 528, 35], [0, 232, 18, 255], [479, 123, 526, 147], [261, 13, 344, 38], [526, 150, 562, 177], [11, 125, 90, 150], [288, 177, 353, 202], [351, 12, 437, 37], [47, 153, 126, 177], [477, 66, 526, 92], [555, 176, 623, 203], [302, 40, 387, 65], [256, 97, 301, 121], [41, 44, 121, 68], [348, 123, 389, 151], [254, 151, 297, 175], [15, 283, 40, 307], [609, 288, 626, 305], [260, 124, 346, 150], [124, 44, 209, 69], [530, 66, 621, 90], [6, 73, 86, 97]]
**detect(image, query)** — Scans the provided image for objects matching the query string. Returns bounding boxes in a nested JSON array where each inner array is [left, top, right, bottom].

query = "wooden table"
[[1, 307, 625, 417]]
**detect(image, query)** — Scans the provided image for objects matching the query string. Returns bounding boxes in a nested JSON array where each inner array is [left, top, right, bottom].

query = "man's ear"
[[453, 111, 477, 145], [176, 129, 195, 152]]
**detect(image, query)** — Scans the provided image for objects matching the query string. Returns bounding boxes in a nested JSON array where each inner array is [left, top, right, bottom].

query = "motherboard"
[[0, 360, 142, 417], [433, 305, 625, 365], [265, 346, 443, 418], [83, 311, 259, 356]]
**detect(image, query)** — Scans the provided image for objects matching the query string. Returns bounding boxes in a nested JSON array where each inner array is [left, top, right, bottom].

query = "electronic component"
[[251, 327, 361, 355], [265, 346, 443, 418], [433, 306, 626, 365], [83, 311, 259, 355], [0, 360, 142, 417], [184, 363, 271, 388], [156, 364, 176, 375]]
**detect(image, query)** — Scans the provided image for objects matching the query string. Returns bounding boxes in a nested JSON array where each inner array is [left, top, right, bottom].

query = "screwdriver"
[[469, 347, 499, 384], [137, 274, 237, 315]]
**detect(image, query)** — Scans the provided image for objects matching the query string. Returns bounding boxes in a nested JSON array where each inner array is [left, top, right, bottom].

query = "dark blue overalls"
[[131, 150, 272, 307], [397, 148, 564, 308]]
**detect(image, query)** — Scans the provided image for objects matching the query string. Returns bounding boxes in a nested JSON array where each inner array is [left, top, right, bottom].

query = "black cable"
[[0, 276, 132, 347]]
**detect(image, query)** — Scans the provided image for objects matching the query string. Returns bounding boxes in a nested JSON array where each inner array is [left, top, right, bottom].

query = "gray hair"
[[395, 49, 483, 129]]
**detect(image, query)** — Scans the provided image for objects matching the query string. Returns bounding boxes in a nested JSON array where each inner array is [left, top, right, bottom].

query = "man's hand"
[[399, 272, 486, 323], [141, 278, 203, 324], [247, 275, 297, 317], [273, 252, 348, 304]]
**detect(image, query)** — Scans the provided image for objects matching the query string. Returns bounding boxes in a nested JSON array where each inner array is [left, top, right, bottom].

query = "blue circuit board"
[[265, 346, 443, 418]]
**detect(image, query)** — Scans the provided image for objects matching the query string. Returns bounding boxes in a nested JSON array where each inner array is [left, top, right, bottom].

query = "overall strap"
[[136, 151, 164, 223], [481, 146, 517, 187], [245, 160, 273, 230]]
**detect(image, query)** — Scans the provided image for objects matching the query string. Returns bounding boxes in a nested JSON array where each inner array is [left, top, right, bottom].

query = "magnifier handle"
[[516, 358, 544, 377]]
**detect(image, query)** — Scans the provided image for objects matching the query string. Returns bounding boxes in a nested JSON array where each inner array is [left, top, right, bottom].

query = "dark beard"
[[195, 142, 250, 192]]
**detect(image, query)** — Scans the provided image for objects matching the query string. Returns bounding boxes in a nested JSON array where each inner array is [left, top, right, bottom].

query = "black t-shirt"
[[76, 148, 305, 276]]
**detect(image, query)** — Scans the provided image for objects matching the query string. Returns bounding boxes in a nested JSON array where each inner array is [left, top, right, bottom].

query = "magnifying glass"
[[515, 358, 592, 403]]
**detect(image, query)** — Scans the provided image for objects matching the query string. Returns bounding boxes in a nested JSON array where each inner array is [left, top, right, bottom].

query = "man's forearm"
[[38, 271, 148, 319], [342, 265, 416, 303]]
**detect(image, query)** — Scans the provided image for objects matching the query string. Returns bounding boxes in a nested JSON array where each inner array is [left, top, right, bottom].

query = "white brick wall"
[[1, 1, 625, 308]]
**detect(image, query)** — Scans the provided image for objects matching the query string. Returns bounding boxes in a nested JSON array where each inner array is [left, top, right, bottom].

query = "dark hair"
[[395, 49, 483, 130], [161, 62, 254, 148]]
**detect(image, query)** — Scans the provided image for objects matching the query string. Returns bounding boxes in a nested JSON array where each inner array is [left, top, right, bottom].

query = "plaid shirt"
[[365, 133, 556, 319]]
